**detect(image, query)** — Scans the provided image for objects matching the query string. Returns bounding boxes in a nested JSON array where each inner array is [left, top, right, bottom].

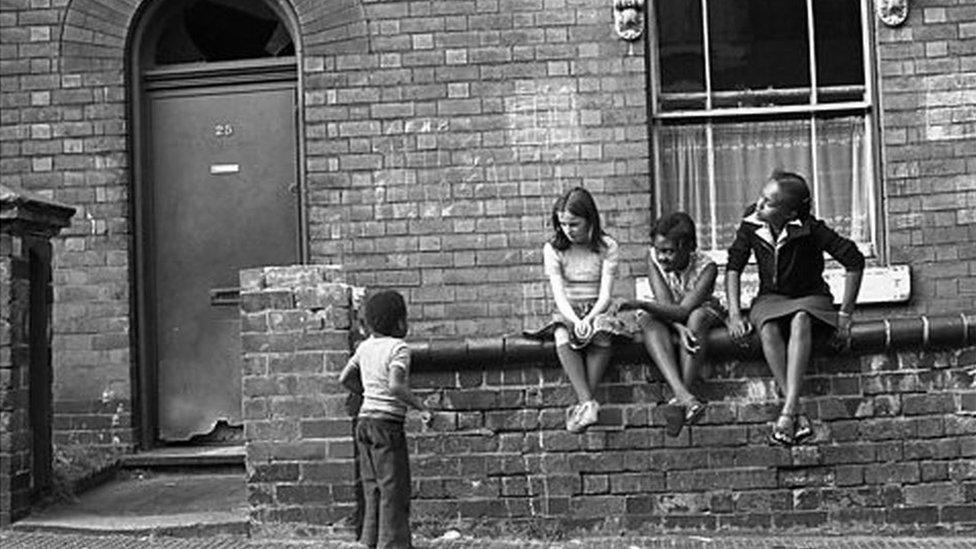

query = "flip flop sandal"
[[793, 414, 814, 443], [684, 399, 706, 425], [768, 414, 795, 447]]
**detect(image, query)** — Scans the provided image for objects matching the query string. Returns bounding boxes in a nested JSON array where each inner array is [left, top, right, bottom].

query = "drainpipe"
[[410, 313, 976, 371]]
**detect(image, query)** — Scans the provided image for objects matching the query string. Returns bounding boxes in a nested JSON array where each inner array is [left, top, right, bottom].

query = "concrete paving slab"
[[13, 472, 248, 537]]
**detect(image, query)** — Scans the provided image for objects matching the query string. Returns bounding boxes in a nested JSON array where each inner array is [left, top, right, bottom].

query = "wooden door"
[[147, 81, 298, 441]]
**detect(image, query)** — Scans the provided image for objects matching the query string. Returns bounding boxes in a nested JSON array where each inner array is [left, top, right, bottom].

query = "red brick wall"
[[0, 0, 973, 475], [302, 0, 651, 337], [406, 349, 976, 531], [878, 1, 976, 313], [239, 265, 976, 535]]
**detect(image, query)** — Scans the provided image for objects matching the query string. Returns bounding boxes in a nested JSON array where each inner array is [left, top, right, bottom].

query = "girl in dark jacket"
[[726, 170, 864, 446]]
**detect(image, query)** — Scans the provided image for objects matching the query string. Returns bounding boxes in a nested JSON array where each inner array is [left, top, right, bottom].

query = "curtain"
[[658, 115, 871, 252]]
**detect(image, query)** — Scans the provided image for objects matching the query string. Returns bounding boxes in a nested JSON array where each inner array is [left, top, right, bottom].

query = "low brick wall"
[[240, 265, 976, 536], [408, 348, 976, 533], [240, 264, 359, 536]]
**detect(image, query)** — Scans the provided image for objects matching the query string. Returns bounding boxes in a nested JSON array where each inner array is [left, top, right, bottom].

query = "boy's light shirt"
[[347, 335, 411, 420]]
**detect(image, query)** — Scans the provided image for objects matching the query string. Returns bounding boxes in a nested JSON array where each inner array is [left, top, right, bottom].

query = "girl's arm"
[[725, 270, 752, 341], [837, 269, 863, 342], [544, 243, 583, 325], [548, 273, 582, 325], [725, 223, 754, 341], [632, 260, 718, 324], [812, 219, 865, 338], [581, 239, 618, 323]]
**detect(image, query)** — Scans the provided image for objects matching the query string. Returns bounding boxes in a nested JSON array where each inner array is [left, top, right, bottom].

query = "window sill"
[[635, 264, 911, 308]]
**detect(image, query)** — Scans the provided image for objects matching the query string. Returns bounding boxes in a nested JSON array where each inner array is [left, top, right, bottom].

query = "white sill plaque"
[[636, 265, 911, 308]]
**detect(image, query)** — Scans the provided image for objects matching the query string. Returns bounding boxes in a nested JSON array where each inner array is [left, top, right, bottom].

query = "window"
[[650, 0, 878, 258], [152, 0, 294, 65]]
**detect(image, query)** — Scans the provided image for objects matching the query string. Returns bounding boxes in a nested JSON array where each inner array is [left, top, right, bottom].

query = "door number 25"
[[213, 124, 234, 137]]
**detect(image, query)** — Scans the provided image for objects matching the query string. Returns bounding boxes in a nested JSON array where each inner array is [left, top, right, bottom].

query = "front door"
[[146, 80, 299, 441]]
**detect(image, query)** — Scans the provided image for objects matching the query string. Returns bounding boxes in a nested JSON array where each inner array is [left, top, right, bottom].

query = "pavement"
[[2, 530, 976, 549], [13, 471, 248, 537], [3, 466, 974, 549]]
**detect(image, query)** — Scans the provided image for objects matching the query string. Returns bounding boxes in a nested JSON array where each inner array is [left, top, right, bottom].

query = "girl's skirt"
[[526, 298, 635, 350], [749, 293, 838, 337]]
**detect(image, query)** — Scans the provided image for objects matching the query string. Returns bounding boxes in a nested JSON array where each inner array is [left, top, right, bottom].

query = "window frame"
[[647, 0, 884, 264]]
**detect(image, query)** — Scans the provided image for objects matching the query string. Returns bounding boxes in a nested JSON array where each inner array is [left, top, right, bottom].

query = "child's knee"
[[791, 311, 812, 328], [687, 308, 715, 332]]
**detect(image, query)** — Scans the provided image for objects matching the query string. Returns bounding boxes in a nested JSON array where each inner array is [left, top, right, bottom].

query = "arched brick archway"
[[59, 0, 369, 72]]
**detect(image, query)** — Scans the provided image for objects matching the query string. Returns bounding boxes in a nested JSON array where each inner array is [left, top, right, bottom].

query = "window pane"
[[659, 119, 817, 251], [658, 124, 711, 248], [154, 0, 294, 65], [712, 118, 812, 249], [814, 0, 866, 103], [816, 116, 872, 243], [708, 0, 810, 106], [656, 0, 706, 104]]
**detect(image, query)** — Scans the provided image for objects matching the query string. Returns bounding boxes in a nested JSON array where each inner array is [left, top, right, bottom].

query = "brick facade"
[[240, 265, 976, 535], [0, 0, 974, 513]]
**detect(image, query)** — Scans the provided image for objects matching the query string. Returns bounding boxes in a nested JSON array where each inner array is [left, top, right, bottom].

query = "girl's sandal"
[[793, 413, 814, 443], [768, 413, 795, 447], [663, 399, 685, 437], [684, 399, 706, 425]]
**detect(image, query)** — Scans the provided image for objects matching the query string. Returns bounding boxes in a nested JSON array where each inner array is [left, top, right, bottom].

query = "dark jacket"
[[727, 206, 865, 298]]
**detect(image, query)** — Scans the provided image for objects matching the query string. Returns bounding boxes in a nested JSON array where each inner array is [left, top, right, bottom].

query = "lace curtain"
[[657, 116, 872, 252]]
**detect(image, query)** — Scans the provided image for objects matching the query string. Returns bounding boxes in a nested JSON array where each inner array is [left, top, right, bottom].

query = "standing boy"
[[339, 290, 429, 549]]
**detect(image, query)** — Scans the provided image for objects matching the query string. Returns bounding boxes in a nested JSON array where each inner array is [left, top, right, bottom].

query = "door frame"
[[127, 0, 306, 449]]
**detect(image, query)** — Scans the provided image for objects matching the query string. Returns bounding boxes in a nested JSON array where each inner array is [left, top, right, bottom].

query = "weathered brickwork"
[[240, 266, 976, 534], [239, 264, 359, 537], [0, 231, 34, 527], [0, 187, 74, 526], [878, 2, 976, 313], [0, 0, 974, 490], [404, 349, 976, 532]]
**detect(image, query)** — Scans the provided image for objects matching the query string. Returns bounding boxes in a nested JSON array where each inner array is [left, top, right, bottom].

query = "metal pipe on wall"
[[410, 313, 976, 372]]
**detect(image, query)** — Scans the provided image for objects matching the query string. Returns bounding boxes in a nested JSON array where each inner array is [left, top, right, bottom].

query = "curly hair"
[[651, 211, 697, 251], [363, 290, 407, 337]]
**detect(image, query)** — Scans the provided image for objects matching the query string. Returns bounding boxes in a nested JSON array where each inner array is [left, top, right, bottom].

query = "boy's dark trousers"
[[355, 416, 412, 549], [352, 417, 365, 540]]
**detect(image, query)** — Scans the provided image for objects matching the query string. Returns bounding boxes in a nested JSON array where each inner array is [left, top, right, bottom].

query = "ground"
[[2, 531, 976, 549]]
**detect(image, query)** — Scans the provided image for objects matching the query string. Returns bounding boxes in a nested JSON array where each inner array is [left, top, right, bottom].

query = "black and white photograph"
[[0, 0, 974, 547]]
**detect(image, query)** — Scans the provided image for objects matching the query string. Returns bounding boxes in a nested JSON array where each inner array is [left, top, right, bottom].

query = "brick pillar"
[[239, 264, 360, 537], [0, 185, 75, 527]]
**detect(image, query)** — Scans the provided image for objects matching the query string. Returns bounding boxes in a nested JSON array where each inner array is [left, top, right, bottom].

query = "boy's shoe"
[[576, 400, 600, 430]]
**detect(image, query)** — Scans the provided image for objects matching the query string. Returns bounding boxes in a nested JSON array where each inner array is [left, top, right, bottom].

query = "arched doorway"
[[130, 0, 303, 444]]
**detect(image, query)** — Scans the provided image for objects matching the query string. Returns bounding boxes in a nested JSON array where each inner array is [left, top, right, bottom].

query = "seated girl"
[[622, 212, 725, 436], [535, 187, 631, 433]]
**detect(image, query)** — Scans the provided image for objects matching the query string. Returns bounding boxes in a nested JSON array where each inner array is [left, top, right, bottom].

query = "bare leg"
[[585, 339, 613, 394], [555, 327, 592, 402], [782, 312, 812, 416], [681, 308, 720, 388], [759, 320, 788, 396], [642, 317, 694, 403]]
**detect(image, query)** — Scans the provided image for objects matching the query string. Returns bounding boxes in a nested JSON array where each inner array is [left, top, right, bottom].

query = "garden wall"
[[241, 264, 976, 537]]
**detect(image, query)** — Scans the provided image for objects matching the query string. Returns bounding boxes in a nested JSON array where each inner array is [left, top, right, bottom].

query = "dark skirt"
[[749, 293, 838, 332]]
